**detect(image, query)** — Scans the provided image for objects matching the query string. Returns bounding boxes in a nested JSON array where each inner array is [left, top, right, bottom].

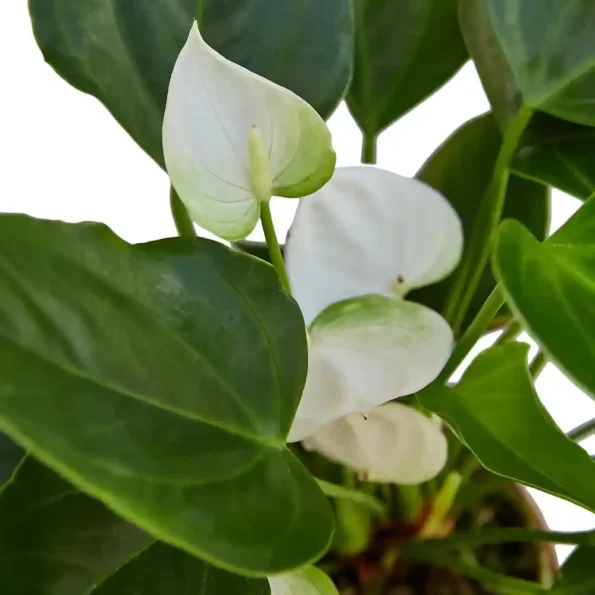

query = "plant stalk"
[[442, 107, 534, 334], [260, 202, 291, 292], [170, 188, 197, 238], [568, 418, 595, 443], [362, 133, 378, 164]]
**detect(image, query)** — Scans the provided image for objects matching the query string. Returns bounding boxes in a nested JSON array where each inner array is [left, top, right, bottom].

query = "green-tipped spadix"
[[163, 23, 336, 241]]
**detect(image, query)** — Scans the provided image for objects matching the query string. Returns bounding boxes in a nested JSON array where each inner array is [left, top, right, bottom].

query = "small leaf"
[[289, 295, 453, 442], [163, 24, 335, 240], [0, 457, 151, 595], [420, 343, 595, 512], [461, 1, 595, 127], [29, 0, 353, 166], [0, 215, 332, 575], [495, 195, 595, 400], [269, 567, 339, 595], [410, 112, 550, 331], [347, 0, 467, 136], [304, 403, 447, 485], [286, 167, 463, 326]]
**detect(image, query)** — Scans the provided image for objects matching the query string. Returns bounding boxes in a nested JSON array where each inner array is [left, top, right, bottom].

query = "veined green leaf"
[[0, 215, 332, 575], [420, 344, 595, 512], [552, 547, 595, 594], [348, 0, 467, 137], [29, 0, 353, 166], [495, 195, 595, 400], [461, 0, 595, 128]]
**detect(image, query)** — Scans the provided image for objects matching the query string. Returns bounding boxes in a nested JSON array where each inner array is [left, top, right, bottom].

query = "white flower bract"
[[303, 403, 448, 485], [286, 166, 463, 445], [163, 23, 336, 240]]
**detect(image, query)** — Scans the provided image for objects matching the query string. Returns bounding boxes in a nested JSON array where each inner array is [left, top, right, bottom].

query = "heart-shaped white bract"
[[268, 567, 338, 595], [163, 22, 336, 241], [303, 403, 448, 485], [286, 166, 463, 442]]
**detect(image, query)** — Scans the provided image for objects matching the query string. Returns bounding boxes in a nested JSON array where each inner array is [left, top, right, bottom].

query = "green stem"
[[427, 527, 595, 548], [494, 320, 522, 346], [315, 478, 388, 518], [362, 133, 378, 164], [442, 107, 534, 333], [196, 0, 205, 27], [404, 544, 547, 594], [419, 472, 463, 538], [170, 188, 197, 238], [529, 351, 547, 379], [260, 202, 290, 292], [437, 287, 505, 382], [568, 418, 595, 442], [398, 485, 423, 521]]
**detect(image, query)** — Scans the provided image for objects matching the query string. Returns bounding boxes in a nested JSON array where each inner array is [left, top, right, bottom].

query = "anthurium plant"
[[5, 0, 595, 593]]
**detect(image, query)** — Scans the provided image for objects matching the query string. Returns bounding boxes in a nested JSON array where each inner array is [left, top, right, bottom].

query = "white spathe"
[[286, 167, 463, 443], [163, 22, 336, 241], [285, 166, 463, 326], [303, 403, 448, 485], [268, 567, 339, 595], [287, 295, 453, 442]]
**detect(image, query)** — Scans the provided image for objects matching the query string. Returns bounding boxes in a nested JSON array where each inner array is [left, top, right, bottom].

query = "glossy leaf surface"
[[29, 0, 353, 166], [495, 195, 595, 400], [461, 0, 595, 127], [421, 344, 595, 512], [0, 215, 332, 575], [348, 0, 467, 135]]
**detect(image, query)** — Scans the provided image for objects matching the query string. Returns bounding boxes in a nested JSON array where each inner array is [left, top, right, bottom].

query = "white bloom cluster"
[[164, 23, 463, 487]]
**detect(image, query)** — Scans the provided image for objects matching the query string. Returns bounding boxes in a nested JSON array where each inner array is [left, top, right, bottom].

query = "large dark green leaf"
[[0, 457, 270, 594], [347, 0, 467, 137], [420, 343, 595, 512], [552, 547, 595, 594], [29, 0, 353, 166], [94, 543, 270, 595], [461, 1, 595, 128], [495, 195, 595, 401], [0, 457, 150, 595], [0, 215, 332, 575], [513, 114, 595, 200], [409, 113, 550, 331]]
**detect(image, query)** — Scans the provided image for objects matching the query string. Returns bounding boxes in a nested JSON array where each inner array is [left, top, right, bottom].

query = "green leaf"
[[0, 456, 270, 594], [347, 0, 467, 136], [513, 114, 595, 200], [29, 0, 353, 166], [0, 215, 333, 575], [269, 567, 339, 595], [94, 542, 270, 595], [553, 547, 595, 594], [420, 343, 595, 512], [0, 457, 151, 595], [315, 478, 387, 518], [495, 195, 595, 400], [461, 1, 595, 128], [409, 113, 550, 331], [0, 433, 25, 489]]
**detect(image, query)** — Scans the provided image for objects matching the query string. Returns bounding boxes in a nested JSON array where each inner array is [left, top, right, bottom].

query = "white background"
[[3, 1, 595, 563]]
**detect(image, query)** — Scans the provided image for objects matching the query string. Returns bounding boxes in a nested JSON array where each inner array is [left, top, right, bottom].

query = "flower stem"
[[170, 187, 197, 238], [418, 472, 463, 538], [568, 418, 595, 442], [437, 287, 505, 382], [260, 202, 291, 292], [494, 320, 522, 346], [361, 133, 378, 164], [398, 484, 423, 521], [442, 107, 534, 334], [529, 351, 547, 379]]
